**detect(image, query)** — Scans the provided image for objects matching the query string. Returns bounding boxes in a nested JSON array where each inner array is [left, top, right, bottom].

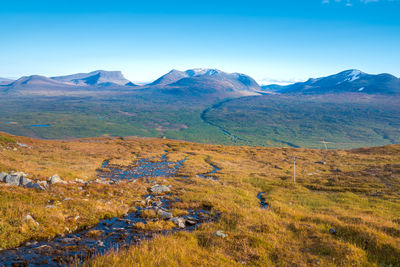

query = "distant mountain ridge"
[[2, 68, 400, 97], [150, 68, 261, 97], [51, 70, 134, 86], [275, 70, 400, 94]]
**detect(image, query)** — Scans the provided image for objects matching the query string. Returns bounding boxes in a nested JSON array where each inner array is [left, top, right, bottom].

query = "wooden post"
[[293, 157, 296, 183]]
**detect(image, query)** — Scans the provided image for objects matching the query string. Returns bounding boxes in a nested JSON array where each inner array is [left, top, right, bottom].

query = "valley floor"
[[0, 132, 400, 266]]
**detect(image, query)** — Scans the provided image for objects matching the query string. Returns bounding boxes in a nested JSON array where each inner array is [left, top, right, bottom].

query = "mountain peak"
[[280, 69, 400, 94], [52, 70, 134, 86]]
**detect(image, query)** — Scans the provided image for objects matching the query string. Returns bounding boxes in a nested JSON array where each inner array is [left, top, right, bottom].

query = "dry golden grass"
[[1, 132, 400, 266]]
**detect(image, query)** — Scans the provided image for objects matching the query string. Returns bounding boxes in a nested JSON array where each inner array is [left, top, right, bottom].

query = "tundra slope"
[[0, 132, 400, 266]]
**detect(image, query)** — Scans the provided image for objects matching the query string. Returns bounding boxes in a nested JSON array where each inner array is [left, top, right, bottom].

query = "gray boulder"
[[4, 174, 20, 186], [150, 185, 171, 194]]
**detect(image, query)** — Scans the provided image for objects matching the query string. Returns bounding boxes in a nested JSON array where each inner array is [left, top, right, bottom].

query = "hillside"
[[0, 132, 399, 266]]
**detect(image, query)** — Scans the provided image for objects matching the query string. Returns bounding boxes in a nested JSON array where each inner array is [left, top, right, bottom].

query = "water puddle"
[[23, 124, 51, 128], [98, 153, 186, 180], [198, 163, 220, 180], [257, 192, 269, 209]]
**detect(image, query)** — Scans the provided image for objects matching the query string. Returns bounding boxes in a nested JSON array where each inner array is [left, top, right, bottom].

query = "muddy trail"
[[0, 153, 218, 267]]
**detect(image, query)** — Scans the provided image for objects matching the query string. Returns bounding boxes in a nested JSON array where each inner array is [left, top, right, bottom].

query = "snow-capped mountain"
[[279, 70, 400, 94], [149, 68, 261, 97]]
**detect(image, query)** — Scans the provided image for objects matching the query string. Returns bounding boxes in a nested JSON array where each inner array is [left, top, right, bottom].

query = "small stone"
[[26, 182, 45, 191], [214, 230, 227, 238], [150, 185, 171, 194], [38, 180, 48, 188], [170, 217, 185, 228], [49, 175, 65, 185], [24, 215, 39, 226], [96, 240, 105, 247], [329, 228, 337, 235], [0, 172, 8, 181], [158, 210, 173, 219]]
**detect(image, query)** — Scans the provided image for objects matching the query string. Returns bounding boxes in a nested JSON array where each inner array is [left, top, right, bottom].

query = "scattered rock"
[[329, 228, 337, 235], [49, 175, 66, 185], [26, 182, 45, 191], [0, 172, 7, 181], [214, 230, 227, 238], [38, 180, 48, 188], [96, 240, 105, 247], [4, 173, 21, 186], [170, 217, 185, 228], [150, 185, 171, 194], [24, 215, 39, 226], [157, 210, 173, 219], [17, 143, 28, 148], [20, 176, 32, 186]]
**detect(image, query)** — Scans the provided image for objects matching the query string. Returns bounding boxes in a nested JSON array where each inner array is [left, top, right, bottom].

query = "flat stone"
[[150, 185, 171, 194]]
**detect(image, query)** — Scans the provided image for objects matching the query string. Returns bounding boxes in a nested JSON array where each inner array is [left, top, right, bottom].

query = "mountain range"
[[262, 69, 400, 95], [1, 68, 399, 98], [0, 68, 261, 98]]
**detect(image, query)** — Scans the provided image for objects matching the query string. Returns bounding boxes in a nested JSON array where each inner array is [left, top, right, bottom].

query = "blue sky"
[[0, 0, 399, 84]]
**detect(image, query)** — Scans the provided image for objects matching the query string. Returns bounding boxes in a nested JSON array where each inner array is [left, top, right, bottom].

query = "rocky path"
[[0, 153, 217, 267]]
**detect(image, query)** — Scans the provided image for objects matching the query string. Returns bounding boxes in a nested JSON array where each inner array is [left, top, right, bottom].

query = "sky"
[[0, 0, 399, 84]]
